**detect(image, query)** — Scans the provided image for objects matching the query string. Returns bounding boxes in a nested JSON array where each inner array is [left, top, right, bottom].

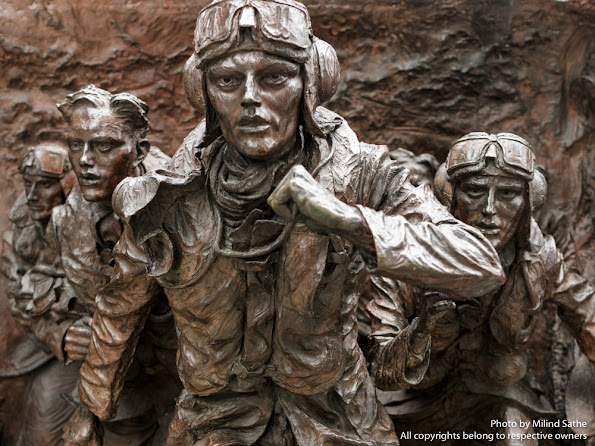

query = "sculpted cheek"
[[505, 198, 525, 222], [453, 195, 472, 221]]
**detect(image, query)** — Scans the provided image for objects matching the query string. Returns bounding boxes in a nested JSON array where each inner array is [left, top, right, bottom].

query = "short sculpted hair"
[[58, 84, 150, 142]]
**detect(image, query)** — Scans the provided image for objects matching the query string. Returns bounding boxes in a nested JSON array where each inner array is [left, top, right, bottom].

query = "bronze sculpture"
[[17, 85, 179, 446], [367, 132, 595, 444], [356, 148, 440, 356], [2, 143, 75, 336], [68, 1, 506, 444], [388, 148, 439, 188], [0, 143, 76, 445]]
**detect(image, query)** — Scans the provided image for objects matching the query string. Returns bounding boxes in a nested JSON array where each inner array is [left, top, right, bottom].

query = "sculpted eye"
[[263, 73, 288, 85], [68, 140, 83, 152], [466, 187, 484, 198], [97, 142, 113, 153], [217, 76, 240, 88], [499, 189, 521, 200], [95, 139, 123, 153]]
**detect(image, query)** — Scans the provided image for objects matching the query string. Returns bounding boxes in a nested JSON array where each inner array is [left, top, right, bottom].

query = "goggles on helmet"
[[19, 146, 70, 179], [446, 132, 534, 181], [194, 0, 313, 68]]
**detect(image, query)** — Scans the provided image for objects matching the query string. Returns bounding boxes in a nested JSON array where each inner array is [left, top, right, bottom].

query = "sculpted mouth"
[[476, 224, 499, 235], [79, 172, 101, 185], [237, 116, 270, 133]]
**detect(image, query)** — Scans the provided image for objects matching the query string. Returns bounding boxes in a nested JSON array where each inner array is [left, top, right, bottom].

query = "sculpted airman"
[[368, 133, 595, 445], [71, 2, 504, 444], [21, 86, 178, 446]]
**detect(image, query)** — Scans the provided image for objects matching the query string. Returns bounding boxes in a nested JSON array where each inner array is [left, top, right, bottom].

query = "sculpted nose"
[[241, 75, 261, 107], [27, 184, 38, 201], [483, 188, 497, 216], [79, 143, 93, 167]]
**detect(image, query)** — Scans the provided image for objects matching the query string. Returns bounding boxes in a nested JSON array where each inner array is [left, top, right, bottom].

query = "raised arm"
[[268, 153, 505, 300]]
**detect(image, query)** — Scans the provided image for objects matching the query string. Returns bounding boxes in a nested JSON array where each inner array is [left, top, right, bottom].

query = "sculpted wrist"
[[407, 318, 431, 361], [333, 206, 376, 255]]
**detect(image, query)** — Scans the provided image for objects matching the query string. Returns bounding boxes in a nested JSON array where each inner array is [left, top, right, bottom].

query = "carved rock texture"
[[0, 0, 594, 444]]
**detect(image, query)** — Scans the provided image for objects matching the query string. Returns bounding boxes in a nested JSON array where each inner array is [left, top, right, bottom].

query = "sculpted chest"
[[157, 187, 361, 395]]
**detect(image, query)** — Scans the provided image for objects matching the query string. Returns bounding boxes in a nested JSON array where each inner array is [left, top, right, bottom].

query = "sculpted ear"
[[134, 139, 150, 167], [433, 163, 453, 209]]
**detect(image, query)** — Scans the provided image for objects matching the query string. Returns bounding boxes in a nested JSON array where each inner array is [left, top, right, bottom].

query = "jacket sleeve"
[[546, 236, 595, 365], [78, 224, 160, 420], [365, 276, 431, 390], [24, 212, 74, 362], [2, 227, 20, 293], [2, 226, 27, 326], [356, 147, 505, 300], [2, 197, 41, 330]]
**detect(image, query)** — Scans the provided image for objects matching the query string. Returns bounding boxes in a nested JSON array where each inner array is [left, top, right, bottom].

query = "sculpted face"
[[453, 164, 527, 252], [206, 50, 303, 160], [22, 173, 64, 221], [66, 105, 138, 203]]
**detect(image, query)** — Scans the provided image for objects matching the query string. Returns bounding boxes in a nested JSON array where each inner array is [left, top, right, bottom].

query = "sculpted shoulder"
[[142, 145, 172, 172], [51, 185, 86, 227], [113, 169, 207, 253], [8, 192, 32, 228], [170, 120, 207, 174]]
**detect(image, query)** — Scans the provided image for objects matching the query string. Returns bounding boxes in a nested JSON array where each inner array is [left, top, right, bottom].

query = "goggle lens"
[[38, 151, 66, 176], [447, 133, 533, 176]]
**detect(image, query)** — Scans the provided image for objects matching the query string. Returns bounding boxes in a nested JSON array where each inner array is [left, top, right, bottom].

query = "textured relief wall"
[[0, 0, 594, 443]]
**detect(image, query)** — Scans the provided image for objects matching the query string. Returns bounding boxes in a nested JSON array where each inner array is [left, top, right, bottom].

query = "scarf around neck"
[[208, 135, 305, 228]]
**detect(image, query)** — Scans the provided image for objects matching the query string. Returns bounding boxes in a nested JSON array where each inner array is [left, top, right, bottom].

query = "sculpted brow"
[[92, 137, 123, 145], [208, 66, 241, 77], [261, 62, 300, 74], [461, 178, 489, 187], [102, 123, 125, 137], [498, 180, 524, 189]]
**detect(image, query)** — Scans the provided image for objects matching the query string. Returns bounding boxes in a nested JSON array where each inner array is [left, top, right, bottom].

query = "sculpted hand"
[[64, 316, 92, 362], [268, 165, 357, 227], [409, 291, 455, 357], [268, 165, 375, 251], [62, 405, 103, 446]]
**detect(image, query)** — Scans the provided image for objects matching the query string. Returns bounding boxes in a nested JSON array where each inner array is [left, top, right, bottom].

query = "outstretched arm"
[[269, 163, 504, 300]]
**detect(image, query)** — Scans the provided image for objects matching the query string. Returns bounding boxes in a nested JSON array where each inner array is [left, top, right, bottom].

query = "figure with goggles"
[[70, 2, 504, 444], [367, 133, 595, 445], [2, 143, 75, 333], [0, 143, 76, 445]]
